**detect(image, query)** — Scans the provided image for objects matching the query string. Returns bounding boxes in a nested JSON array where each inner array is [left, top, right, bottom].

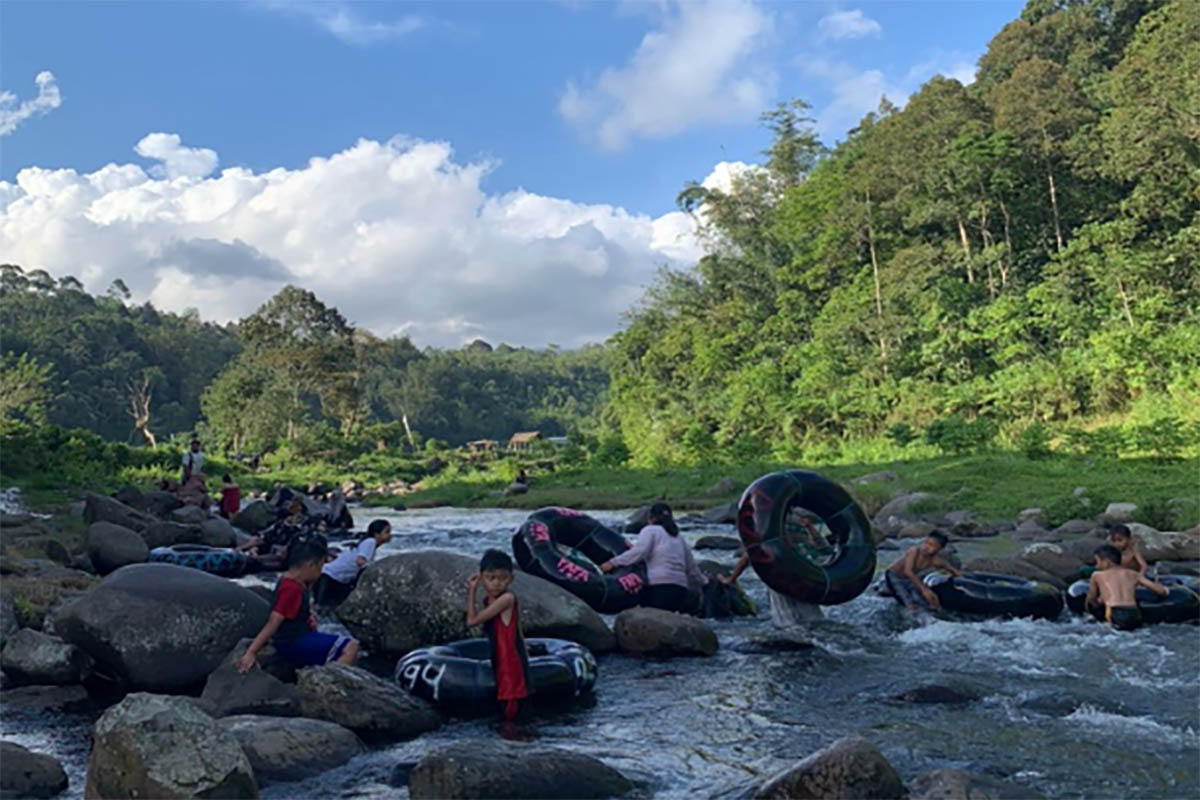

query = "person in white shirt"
[[314, 520, 392, 607], [600, 502, 707, 612], [181, 439, 205, 483]]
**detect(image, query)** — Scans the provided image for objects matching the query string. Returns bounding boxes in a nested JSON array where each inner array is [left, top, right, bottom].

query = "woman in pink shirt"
[[601, 502, 707, 613]]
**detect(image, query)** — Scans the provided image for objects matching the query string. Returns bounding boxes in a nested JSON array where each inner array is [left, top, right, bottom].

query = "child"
[[885, 531, 961, 611], [1086, 544, 1168, 631], [720, 553, 824, 627], [465, 549, 530, 722], [237, 534, 358, 672], [218, 474, 241, 520], [314, 519, 392, 608], [1109, 525, 1149, 575]]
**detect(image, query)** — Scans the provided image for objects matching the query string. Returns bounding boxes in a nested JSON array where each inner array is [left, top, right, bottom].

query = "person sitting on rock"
[[218, 474, 240, 520], [1086, 544, 1168, 631], [324, 489, 354, 530], [885, 531, 961, 611], [238, 533, 358, 672], [466, 549, 530, 723], [314, 519, 392, 608], [600, 502, 708, 613], [720, 552, 825, 628], [1108, 525, 1149, 576], [237, 497, 316, 558]]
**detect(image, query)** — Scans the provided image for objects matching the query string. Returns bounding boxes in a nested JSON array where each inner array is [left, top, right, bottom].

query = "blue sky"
[[0, 0, 1023, 347]]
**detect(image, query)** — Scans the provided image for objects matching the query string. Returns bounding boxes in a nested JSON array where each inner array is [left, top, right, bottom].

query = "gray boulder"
[[140, 521, 200, 549], [336, 550, 615, 657], [693, 535, 742, 551], [0, 740, 68, 799], [220, 715, 363, 783], [233, 501, 276, 534], [1052, 519, 1099, 537], [706, 477, 740, 496], [0, 629, 93, 686], [623, 506, 651, 534], [86, 693, 257, 799], [1101, 502, 1137, 525], [1012, 519, 1052, 541], [898, 521, 937, 540], [83, 492, 155, 532], [755, 735, 903, 799], [0, 685, 92, 714], [85, 522, 148, 575], [873, 492, 932, 536], [199, 517, 237, 547], [136, 490, 184, 519], [200, 640, 299, 717], [963, 557, 1065, 590], [297, 664, 441, 742], [943, 510, 978, 536], [908, 768, 1045, 799], [613, 607, 718, 657], [1135, 527, 1200, 562], [409, 739, 632, 799], [170, 505, 209, 525], [853, 471, 899, 485], [1016, 508, 1046, 527], [55, 563, 268, 692], [1019, 543, 1087, 584], [701, 502, 738, 525]]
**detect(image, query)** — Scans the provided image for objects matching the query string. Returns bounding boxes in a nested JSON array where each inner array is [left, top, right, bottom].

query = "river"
[[4, 506, 1198, 798]]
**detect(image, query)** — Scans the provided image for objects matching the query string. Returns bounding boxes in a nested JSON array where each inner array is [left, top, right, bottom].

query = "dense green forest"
[[610, 0, 1200, 465]]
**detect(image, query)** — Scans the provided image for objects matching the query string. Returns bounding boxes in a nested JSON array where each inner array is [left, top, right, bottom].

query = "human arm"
[[237, 612, 285, 672], [933, 557, 962, 578], [1085, 574, 1101, 609], [465, 581, 515, 627], [718, 554, 750, 585], [1137, 574, 1169, 597], [1131, 545, 1149, 576], [900, 549, 940, 609], [601, 527, 654, 572]]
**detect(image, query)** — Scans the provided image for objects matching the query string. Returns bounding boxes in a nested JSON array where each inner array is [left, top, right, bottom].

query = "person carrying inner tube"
[[315, 519, 391, 607], [465, 549, 531, 724], [1087, 544, 1169, 631], [886, 531, 961, 611], [600, 502, 708, 613], [721, 551, 824, 627]]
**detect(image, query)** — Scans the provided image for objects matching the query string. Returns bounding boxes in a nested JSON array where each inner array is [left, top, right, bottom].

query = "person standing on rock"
[[600, 502, 708, 613], [181, 438, 205, 484], [466, 549, 530, 723]]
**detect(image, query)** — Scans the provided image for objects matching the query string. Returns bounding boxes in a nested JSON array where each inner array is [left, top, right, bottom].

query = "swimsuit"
[[1106, 604, 1142, 632]]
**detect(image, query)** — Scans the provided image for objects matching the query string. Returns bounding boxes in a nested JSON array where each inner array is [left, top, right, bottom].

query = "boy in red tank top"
[[466, 549, 530, 723]]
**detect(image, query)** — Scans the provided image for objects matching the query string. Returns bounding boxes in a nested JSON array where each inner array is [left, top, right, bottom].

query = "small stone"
[[1017, 508, 1046, 526]]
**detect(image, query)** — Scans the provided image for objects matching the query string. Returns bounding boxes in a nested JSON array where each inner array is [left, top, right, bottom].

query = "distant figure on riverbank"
[[885, 532, 961, 612], [1109, 525, 1149, 576], [1086, 544, 1168, 631], [601, 502, 707, 613], [721, 553, 824, 627], [466, 549, 530, 723], [181, 438, 205, 483], [239, 534, 358, 671], [218, 474, 240, 519], [515, 469, 529, 486], [315, 520, 391, 607], [325, 488, 354, 529]]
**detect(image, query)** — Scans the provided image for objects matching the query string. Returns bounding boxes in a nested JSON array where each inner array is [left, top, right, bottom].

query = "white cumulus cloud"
[[1, 134, 715, 348], [0, 71, 63, 137], [559, 0, 774, 150], [259, 1, 425, 46], [817, 10, 882, 41]]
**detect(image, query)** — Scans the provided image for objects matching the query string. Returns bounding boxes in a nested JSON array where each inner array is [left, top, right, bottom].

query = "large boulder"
[[85, 522, 148, 575], [755, 735, 904, 799], [2, 571, 98, 631], [963, 557, 1066, 590], [908, 768, 1045, 799], [220, 715, 363, 783], [336, 551, 615, 657], [706, 477, 740, 496], [200, 656, 299, 718], [0, 685, 93, 714], [296, 664, 441, 742], [233, 501, 275, 534], [623, 506, 651, 534], [701, 502, 738, 525], [85, 693, 257, 799], [171, 506, 209, 525], [1019, 543, 1087, 584], [613, 607, 718, 657], [140, 521, 200, 549], [1100, 502, 1137, 525], [874, 493, 932, 536], [1129, 525, 1200, 562], [136, 490, 184, 519], [1012, 519, 1052, 541], [0, 741, 68, 799], [83, 493, 155, 532], [199, 517, 237, 547], [409, 740, 632, 799], [1052, 519, 1099, 537], [0, 628, 93, 686], [55, 563, 269, 692]]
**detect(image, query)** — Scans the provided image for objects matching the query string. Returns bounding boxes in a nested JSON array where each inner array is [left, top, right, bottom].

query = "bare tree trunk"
[[401, 411, 416, 450], [865, 190, 887, 374], [1116, 279, 1135, 328], [1047, 166, 1064, 253], [956, 215, 974, 282], [999, 200, 1013, 287], [126, 376, 157, 448]]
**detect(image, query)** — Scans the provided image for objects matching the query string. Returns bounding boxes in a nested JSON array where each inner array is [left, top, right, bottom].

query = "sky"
[[1, 0, 1023, 348]]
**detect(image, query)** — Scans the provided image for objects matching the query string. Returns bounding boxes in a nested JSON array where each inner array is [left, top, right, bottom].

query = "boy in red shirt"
[[237, 534, 358, 671], [466, 549, 530, 722]]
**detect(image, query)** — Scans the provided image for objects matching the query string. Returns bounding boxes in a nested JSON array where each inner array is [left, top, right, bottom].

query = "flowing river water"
[[4, 506, 1198, 799]]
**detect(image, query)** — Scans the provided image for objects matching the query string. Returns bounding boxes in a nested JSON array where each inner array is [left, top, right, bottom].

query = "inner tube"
[[1066, 576, 1200, 624], [736, 471, 875, 605], [148, 544, 250, 578], [394, 638, 596, 711], [512, 507, 647, 613], [922, 571, 1063, 620]]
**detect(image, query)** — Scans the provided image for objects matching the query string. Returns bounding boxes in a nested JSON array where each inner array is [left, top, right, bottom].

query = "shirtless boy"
[[886, 531, 961, 611], [1108, 525, 1149, 575], [1086, 544, 1168, 631]]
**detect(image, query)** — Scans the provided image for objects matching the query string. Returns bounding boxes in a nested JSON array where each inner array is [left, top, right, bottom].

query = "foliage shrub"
[[924, 414, 998, 455], [1015, 422, 1053, 460], [885, 423, 918, 449], [1129, 417, 1188, 461], [592, 435, 630, 467]]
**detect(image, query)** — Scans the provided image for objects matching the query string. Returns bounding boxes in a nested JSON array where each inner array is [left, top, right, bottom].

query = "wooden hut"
[[508, 431, 542, 452]]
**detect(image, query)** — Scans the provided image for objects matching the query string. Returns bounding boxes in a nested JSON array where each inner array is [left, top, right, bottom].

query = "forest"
[[2, 0, 1197, 490]]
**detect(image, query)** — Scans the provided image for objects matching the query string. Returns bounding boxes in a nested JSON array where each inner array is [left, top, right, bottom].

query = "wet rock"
[[613, 607, 718, 657], [199, 517, 237, 547], [0, 595, 17, 648], [409, 739, 632, 799], [296, 664, 441, 742], [0, 629, 93, 686], [140, 521, 199, 549], [86, 692, 257, 799], [967, 521, 1013, 538], [220, 715, 363, 783], [874, 493, 932, 536], [694, 535, 742, 551], [336, 550, 615, 658], [1012, 519, 1051, 541], [69, 553, 95, 574], [83, 492, 155, 533], [962, 557, 1065, 590], [943, 511, 978, 536], [113, 486, 143, 507], [1052, 519, 1098, 537], [1133, 527, 1200, 563], [853, 471, 899, 485], [623, 506, 651, 534], [233, 500, 276, 534], [898, 521, 937, 540], [1064, 535, 1106, 565], [200, 646, 299, 718], [701, 502, 738, 525], [0, 684, 93, 714], [1156, 560, 1200, 577], [755, 735, 904, 799], [1017, 508, 1046, 526], [732, 634, 815, 655], [908, 768, 1044, 799], [891, 684, 977, 705], [170, 505, 209, 525], [85, 522, 148, 575], [1101, 502, 1137, 525], [1019, 543, 1087, 584], [55, 563, 268, 692], [6, 535, 71, 565], [0, 740, 68, 799], [135, 490, 184, 519], [3, 571, 98, 631], [706, 477, 740, 496], [0, 511, 34, 527]]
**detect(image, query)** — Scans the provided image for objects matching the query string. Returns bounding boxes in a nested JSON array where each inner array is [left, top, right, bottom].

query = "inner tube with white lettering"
[[512, 507, 647, 613], [394, 638, 596, 712], [736, 470, 875, 605], [921, 571, 1063, 620], [1065, 575, 1200, 624]]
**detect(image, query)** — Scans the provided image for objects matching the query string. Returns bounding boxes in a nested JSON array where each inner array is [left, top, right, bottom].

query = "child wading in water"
[[237, 534, 359, 672], [1108, 524, 1149, 575], [465, 549, 530, 724], [1086, 544, 1168, 631]]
